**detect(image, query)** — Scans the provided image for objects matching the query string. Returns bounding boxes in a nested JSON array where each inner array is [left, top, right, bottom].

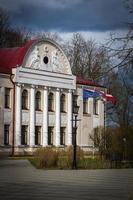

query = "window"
[[83, 99, 88, 114], [4, 125, 9, 145], [35, 126, 41, 145], [35, 91, 41, 110], [48, 92, 54, 111], [48, 127, 54, 145], [72, 95, 78, 113], [21, 125, 28, 145], [93, 99, 98, 115], [60, 127, 65, 145], [5, 88, 10, 108], [22, 90, 28, 109], [60, 94, 66, 112]]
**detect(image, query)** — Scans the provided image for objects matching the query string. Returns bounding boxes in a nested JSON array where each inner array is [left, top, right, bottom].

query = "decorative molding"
[[44, 46, 49, 54], [23, 41, 72, 75], [28, 46, 40, 69]]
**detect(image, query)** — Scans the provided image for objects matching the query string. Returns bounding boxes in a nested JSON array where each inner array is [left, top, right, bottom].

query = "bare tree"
[[64, 33, 110, 82], [34, 31, 63, 44], [0, 8, 31, 48]]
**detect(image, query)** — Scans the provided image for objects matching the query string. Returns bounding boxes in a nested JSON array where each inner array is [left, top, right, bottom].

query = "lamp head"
[[73, 105, 79, 115]]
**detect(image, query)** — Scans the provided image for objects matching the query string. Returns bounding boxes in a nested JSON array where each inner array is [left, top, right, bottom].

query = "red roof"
[[76, 76, 105, 87], [0, 40, 104, 88], [0, 40, 37, 74]]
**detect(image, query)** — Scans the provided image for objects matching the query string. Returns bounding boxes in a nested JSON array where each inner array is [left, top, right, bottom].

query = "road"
[[0, 159, 132, 200]]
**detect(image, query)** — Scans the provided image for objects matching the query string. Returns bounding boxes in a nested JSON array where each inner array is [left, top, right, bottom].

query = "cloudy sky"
[[0, 0, 132, 42]]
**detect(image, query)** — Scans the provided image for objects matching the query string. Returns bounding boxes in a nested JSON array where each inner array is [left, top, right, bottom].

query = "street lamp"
[[72, 104, 79, 169]]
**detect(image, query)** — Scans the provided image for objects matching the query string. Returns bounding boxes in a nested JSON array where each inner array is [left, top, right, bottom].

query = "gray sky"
[[0, 0, 132, 42]]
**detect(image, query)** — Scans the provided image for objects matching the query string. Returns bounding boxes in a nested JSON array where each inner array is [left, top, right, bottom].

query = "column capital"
[[31, 84, 35, 88], [56, 88, 60, 92], [16, 83, 21, 87], [68, 89, 72, 93], [44, 86, 48, 90], [48, 87, 51, 91]]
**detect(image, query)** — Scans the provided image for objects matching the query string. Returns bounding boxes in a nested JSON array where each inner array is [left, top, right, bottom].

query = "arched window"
[[35, 91, 41, 110], [60, 94, 66, 112], [48, 92, 54, 111], [22, 89, 28, 109]]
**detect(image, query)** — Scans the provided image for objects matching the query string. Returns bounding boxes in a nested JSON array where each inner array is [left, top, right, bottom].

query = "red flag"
[[102, 93, 117, 105]]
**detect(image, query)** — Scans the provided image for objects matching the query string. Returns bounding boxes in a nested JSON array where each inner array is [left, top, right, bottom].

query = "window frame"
[[35, 91, 41, 111], [22, 89, 28, 110], [72, 95, 78, 113], [93, 99, 98, 115], [48, 126, 54, 145], [4, 124, 9, 145], [48, 92, 54, 112], [21, 125, 28, 145], [83, 98, 88, 114], [60, 94, 66, 113], [35, 126, 41, 145], [5, 88, 10, 108], [60, 127, 65, 145]]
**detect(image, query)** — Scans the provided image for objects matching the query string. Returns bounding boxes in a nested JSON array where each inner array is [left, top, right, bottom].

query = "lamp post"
[[123, 137, 126, 161], [72, 104, 79, 169]]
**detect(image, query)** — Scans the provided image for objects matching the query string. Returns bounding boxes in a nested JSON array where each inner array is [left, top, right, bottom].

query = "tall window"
[[60, 94, 66, 112], [4, 125, 9, 145], [35, 126, 41, 145], [21, 125, 28, 145], [22, 90, 28, 109], [48, 127, 54, 145], [83, 99, 88, 114], [35, 91, 41, 110], [5, 88, 10, 108], [93, 99, 98, 115], [48, 92, 54, 111], [60, 127, 65, 145], [72, 95, 78, 113]]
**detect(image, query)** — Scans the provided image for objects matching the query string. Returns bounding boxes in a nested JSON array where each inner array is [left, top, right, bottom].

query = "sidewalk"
[[0, 159, 132, 200]]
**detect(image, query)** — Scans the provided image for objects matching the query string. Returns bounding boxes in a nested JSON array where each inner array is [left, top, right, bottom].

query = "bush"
[[34, 147, 59, 168], [82, 157, 110, 169], [65, 146, 85, 168], [34, 146, 85, 169]]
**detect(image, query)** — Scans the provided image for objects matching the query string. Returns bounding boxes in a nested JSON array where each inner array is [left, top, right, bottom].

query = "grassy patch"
[[8, 156, 34, 160]]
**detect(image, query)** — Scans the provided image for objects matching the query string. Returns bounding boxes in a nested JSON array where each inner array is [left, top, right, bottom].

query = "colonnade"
[[15, 84, 72, 147]]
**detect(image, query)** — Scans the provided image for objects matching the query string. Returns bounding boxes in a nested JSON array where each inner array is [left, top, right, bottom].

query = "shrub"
[[65, 146, 85, 168], [34, 147, 59, 168]]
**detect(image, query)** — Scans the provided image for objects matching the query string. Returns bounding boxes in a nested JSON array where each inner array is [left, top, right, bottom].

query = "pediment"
[[23, 39, 72, 75]]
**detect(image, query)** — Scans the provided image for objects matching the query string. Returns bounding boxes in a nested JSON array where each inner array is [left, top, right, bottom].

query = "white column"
[[67, 90, 72, 145], [15, 83, 21, 146], [29, 85, 35, 146], [55, 88, 60, 146], [42, 87, 48, 146]]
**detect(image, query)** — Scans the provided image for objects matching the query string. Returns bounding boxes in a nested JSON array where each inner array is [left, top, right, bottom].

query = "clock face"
[[24, 40, 72, 75]]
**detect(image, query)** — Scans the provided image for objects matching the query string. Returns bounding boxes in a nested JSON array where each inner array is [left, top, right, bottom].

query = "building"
[[0, 38, 105, 155]]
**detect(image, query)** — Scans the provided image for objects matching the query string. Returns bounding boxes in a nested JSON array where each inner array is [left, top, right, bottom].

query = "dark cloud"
[[0, 0, 132, 32]]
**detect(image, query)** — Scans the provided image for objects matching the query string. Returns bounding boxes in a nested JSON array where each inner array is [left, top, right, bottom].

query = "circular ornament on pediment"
[[43, 56, 49, 64]]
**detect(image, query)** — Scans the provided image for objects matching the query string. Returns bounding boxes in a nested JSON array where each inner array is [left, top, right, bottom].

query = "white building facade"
[[0, 39, 105, 155]]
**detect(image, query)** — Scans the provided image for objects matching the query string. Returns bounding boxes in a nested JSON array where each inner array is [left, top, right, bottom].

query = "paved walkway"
[[0, 159, 133, 200]]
